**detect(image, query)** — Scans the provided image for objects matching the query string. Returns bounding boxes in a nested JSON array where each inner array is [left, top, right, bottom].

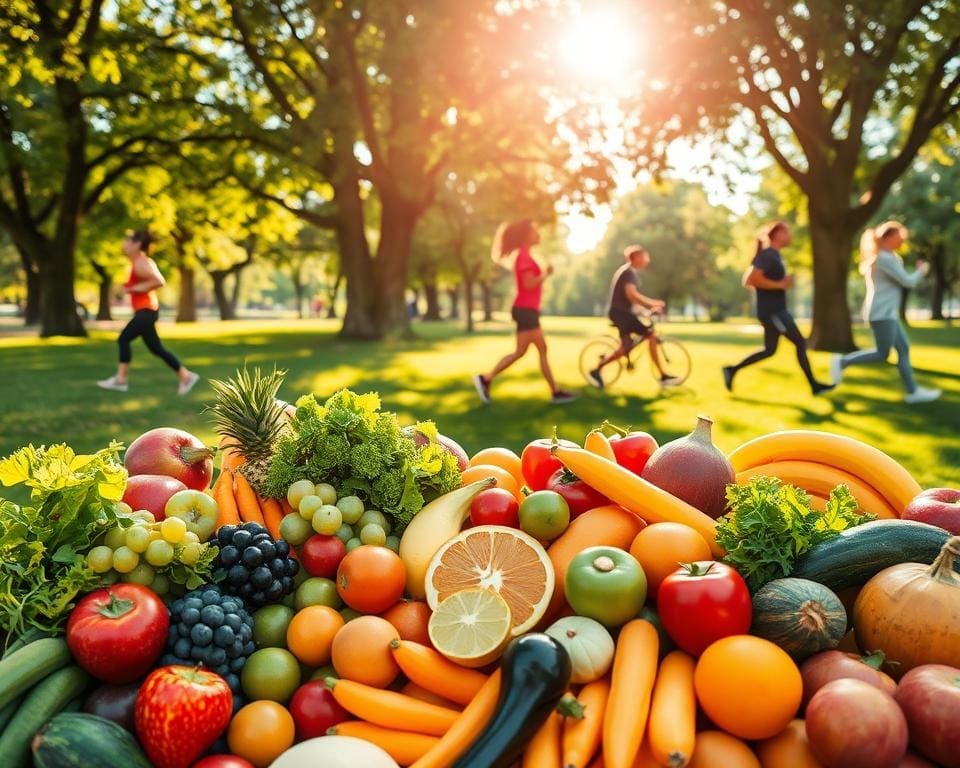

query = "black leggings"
[[729, 310, 818, 387], [118, 309, 181, 371]]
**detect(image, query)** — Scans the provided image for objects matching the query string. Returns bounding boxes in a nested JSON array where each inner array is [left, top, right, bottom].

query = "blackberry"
[[214, 523, 299, 608], [162, 584, 254, 694]]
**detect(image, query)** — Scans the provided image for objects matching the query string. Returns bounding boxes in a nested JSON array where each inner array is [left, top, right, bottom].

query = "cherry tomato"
[[469, 488, 520, 528], [545, 467, 611, 519], [288, 680, 351, 740], [521, 438, 578, 491], [193, 756, 256, 768], [657, 561, 752, 656], [301, 534, 347, 579], [609, 431, 659, 475]]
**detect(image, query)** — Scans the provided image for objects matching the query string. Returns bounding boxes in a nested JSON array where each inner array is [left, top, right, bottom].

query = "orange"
[[629, 522, 712, 599], [468, 447, 523, 485], [460, 464, 521, 501], [755, 719, 823, 768], [694, 636, 803, 741], [227, 700, 295, 768], [424, 525, 553, 636], [688, 731, 761, 768], [331, 614, 400, 688], [381, 600, 433, 647], [336, 545, 407, 614], [285, 605, 344, 666]]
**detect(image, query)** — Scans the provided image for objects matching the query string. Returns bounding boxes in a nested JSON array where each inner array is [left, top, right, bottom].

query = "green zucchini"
[[750, 578, 847, 660], [0, 696, 22, 732], [2, 628, 50, 659], [792, 519, 959, 592], [0, 638, 71, 711], [0, 665, 89, 768], [32, 712, 152, 768]]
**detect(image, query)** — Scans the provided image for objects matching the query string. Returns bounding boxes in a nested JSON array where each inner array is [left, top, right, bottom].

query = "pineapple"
[[207, 366, 290, 495]]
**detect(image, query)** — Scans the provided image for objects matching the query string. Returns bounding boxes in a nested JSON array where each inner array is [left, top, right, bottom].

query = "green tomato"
[[519, 490, 570, 541], [253, 604, 296, 648], [294, 577, 342, 611], [241, 647, 301, 703], [565, 546, 647, 627]]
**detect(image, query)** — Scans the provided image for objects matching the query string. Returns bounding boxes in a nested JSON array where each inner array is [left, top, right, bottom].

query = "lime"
[[519, 490, 570, 541], [294, 577, 342, 611], [253, 604, 296, 648], [241, 647, 301, 702], [309, 663, 336, 681]]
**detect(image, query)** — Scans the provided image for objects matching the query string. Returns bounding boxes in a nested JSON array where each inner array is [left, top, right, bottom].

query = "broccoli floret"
[[349, 442, 385, 480]]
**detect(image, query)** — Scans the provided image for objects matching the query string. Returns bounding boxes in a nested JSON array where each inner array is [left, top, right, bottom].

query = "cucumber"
[[0, 638, 71, 711], [0, 696, 22, 731], [3, 628, 50, 659], [792, 519, 959, 592], [32, 712, 152, 768], [0, 665, 89, 768]]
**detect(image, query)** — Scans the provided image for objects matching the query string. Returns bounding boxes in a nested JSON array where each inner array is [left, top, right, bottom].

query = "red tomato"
[[66, 584, 169, 684], [657, 561, 752, 656], [192, 757, 255, 768], [609, 431, 659, 475], [470, 488, 520, 528], [288, 680, 351, 740], [301, 534, 347, 579], [545, 468, 611, 519], [521, 438, 578, 491], [135, 666, 233, 768]]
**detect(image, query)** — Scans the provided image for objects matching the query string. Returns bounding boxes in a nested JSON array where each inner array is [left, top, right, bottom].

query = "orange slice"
[[424, 525, 554, 635], [427, 588, 512, 668]]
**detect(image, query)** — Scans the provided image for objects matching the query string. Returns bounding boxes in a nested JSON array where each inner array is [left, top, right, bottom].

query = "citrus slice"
[[424, 525, 554, 636], [427, 587, 513, 668]]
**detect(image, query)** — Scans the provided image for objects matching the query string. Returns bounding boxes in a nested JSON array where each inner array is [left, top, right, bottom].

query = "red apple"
[[902, 488, 960, 534], [894, 664, 960, 768], [403, 426, 469, 471], [122, 474, 187, 521], [805, 678, 908, 768], [800, 649, 898, 710], [125, 427, 214, 491]]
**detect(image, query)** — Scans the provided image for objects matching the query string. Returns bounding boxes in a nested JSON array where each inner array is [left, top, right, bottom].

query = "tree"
[[625, 0, 960, 349]]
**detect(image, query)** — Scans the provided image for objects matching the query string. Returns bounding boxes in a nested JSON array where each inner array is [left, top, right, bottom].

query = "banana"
[[399, 476, 497, 599], [735, 460, 898, 519], [728, 431, 920, 515]]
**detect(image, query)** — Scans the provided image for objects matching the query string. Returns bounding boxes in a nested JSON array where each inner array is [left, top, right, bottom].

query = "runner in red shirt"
[[97, 229, 200, 395], [473, 220, 576, 404]]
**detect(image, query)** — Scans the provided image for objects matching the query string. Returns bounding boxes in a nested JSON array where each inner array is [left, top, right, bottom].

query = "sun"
[[557, 9, 636, 84]]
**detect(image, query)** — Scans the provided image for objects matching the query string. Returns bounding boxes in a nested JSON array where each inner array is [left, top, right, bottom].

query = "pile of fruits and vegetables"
[[0, 367, 958, 768]]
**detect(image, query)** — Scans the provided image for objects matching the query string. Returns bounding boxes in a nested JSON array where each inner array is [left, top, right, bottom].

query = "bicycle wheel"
[[579, 336, 625, 387], [651, 336, 692, 385]]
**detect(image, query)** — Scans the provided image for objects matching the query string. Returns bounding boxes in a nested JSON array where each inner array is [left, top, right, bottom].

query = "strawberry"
[[135, 665, 233, 768]]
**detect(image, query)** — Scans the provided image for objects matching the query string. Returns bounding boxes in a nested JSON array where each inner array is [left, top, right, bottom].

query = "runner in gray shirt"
[[830, 221, 941, 404]]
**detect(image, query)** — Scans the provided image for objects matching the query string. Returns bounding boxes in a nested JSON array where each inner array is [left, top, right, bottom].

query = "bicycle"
[[578, 310, 692, 389]]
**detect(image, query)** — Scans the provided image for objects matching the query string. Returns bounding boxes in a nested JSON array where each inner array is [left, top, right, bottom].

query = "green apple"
[[164, 488, 219, 542]]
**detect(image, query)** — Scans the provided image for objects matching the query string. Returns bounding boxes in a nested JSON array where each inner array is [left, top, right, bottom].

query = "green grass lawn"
[[0, 315, 957, 490]]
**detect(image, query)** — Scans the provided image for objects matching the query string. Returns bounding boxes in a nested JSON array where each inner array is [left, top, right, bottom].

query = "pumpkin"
[[853, 535, 960, 678], [543, 616, 614, 683], [270, 736, 399, 768], [751, 578, 847, 661]]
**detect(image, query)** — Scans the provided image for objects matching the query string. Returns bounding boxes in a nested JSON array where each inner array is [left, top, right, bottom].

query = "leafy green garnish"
[[0, 442, 129, 635], [264, 390, 461, 534], [716, 476, 872, 592]]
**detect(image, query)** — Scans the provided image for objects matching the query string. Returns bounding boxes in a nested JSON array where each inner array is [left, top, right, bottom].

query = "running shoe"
[[721, 366, 734, 392], [177, 371, 201, 396], [904, 386, 941, 404], [473, 374, 491, 403], [551, 389, 578, 404], [97, 376, 128, 392], [587, 368, 604, 389], [660, 374, 683, 387]]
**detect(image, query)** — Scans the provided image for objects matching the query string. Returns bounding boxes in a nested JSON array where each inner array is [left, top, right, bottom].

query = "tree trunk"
[[930, 243, 946, 321], [463, 277, 475, 333], [334, 189, 378, 338], [17, 246, 41, 325], [34, 239, 85, 337], [422, 282, 441, 320], [447, 284, 460, 319], [211, 273, 236, 320], [177, 265, 197, 322], [90, 260, 113, 321], [373, 195, 417, 338], [230, 270, 242, 316], [326, 273, 342, 319], [481, 280, 494, 321], [807, 210, 857, 351]]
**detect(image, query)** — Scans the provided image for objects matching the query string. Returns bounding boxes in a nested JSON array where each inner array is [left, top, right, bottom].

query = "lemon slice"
[[427, 588, 512, 668]]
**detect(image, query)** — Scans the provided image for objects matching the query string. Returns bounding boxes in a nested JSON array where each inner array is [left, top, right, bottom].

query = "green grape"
[[279, 513, 313, 546], [160, 516, 187, 544], [123, 562, 156, 586], [334, 524, 355, 545], [183, 531, 200, 545], [384, 535, 400, 553], [345, 537, 363, 553], [287, 479, 317, 509], [358, 510, 388, 531], [145, 539, 175, 567], [125, 526, 151, 554], [150, 573, 170, 596], [298, 494, 323, 521], [179, 542, 201, 566], [104, 527, 127, 550], [359, 523, 386, 546], [86, 545, 115, 574], [312, 504, 343, 536], [336, 495, 365, 525], [111, 546, 140, 574], [314, 483, 337, 505], [130, 510, 156, 524]]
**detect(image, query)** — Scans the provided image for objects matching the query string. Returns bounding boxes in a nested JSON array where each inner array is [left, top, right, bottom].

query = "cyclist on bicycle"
[[588, 245, 681, 388]]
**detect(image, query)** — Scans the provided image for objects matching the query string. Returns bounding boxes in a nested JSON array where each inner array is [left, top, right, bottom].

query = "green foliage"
[[265, 389, 461, 533]]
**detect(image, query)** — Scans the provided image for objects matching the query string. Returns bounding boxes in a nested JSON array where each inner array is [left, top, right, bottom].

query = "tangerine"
[[330, 615, 400, 687], [285, 605, 344, 666]]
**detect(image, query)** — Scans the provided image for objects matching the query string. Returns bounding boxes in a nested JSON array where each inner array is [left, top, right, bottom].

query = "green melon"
[[32, 712, 152, 768]]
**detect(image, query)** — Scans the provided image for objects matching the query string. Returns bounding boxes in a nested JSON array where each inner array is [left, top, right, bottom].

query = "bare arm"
[[743, 266, 793, 290], [625, 283, 665, 310], [126, 258, 165, 293]]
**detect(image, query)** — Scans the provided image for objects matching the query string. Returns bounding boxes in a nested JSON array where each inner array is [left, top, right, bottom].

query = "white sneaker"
[[904, 386, 941, 404], [830, 354, 844, 385], [177, 371, 200, 396], [97, 376, 128, 392]]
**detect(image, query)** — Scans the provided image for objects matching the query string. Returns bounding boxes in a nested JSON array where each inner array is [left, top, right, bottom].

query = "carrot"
[[603, 620, 659, 768], [400, 681, 461, 710], [648, 651, 697, 768], [330, 721, 439, 765], [632, 739, 662, 768], [564, 677, 610, 768], [409, 669, 501, 768], [218, 436, 245, 471], [325, 677, 458, 737], [584, 429, 617, 462], [391, 640, 488, 706], [522, 709, 563, 768], [589, 756, 605, 768], [232, 471, 266, 526], [259, 495, 285, 540], [281, 498, 295, 515], [552, 444, 722, 556], [212, 469, 241, 528]]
